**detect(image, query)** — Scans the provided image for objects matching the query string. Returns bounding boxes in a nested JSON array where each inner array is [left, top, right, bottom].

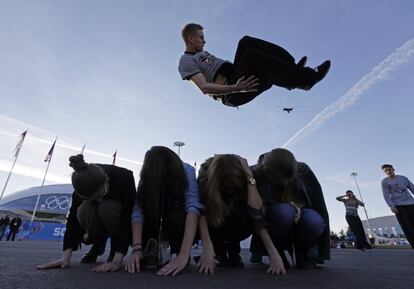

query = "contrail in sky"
[[282, 37, 414, 148]]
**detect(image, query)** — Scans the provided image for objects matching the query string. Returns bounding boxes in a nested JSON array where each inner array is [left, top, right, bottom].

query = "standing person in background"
[[0, 214, 10, 240], [37, 154, 136, 272], [336, 190, 372, 251], [7, 215, 22, 241], [381, 164, 414, 249]]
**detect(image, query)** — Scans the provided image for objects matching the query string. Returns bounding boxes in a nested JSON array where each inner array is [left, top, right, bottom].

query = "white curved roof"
[[0, 184, 73, 205]]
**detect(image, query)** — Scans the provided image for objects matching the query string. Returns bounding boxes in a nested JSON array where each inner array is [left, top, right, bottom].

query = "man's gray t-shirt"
[[178, 51, 230, 83]]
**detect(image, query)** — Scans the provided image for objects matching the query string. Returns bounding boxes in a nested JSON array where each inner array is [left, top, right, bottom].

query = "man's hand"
[[391, 207, 398, 214], [235, 76, 259, 93]]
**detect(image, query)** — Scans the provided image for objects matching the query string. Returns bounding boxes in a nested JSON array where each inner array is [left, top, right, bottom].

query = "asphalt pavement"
[[0, 241, 413, 289]]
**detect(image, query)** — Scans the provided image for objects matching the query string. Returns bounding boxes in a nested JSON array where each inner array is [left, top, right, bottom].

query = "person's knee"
[[297, 209, 326, 240], [267, 203, 296, 237], [97, 200, 122, 234], [77, 201, 96, 223], [238, 35, 254, 47]]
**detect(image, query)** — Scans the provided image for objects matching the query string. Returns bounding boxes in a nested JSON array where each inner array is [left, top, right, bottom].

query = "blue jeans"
[[267, 203, 326, 249]]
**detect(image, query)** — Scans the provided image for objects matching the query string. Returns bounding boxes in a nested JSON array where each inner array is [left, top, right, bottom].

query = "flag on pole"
[[80, 143, 86, 155], [13, 130, 27, 158], [112, 150, 117, 165], [44, 139, 57, 162]]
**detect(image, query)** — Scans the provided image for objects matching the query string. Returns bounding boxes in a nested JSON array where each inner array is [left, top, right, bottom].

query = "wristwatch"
[[247, 176, 256, 186]]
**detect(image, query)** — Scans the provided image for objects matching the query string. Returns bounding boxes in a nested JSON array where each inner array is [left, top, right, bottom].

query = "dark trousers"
[[0, 225, 6, 240], [225, 36, 317, 107], [77, 200, 122, 249], [143, 202, 187, 254], [395, 205, 414, 249], [7, 229, 18, 241], [208, 206, 254, 258], [345, 214, 371, 249]]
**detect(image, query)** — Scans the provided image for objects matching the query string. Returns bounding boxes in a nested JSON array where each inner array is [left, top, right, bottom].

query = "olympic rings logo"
[[44, 195, 72, 210]]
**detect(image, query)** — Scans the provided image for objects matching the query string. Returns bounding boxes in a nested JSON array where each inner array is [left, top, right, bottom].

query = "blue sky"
[[1, 0, 414, 232]]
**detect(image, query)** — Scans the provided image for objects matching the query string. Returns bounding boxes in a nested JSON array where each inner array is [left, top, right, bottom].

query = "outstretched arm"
[[157, 212, 198, 276], [124, 222, 143, 274], [197, 216, 215, 275], [190, 73, 259, 95]]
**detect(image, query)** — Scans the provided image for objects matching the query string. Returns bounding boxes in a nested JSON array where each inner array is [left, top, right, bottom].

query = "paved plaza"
[[0, 241, 413, 289]]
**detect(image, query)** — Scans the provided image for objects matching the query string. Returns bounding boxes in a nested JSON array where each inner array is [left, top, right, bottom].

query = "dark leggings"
[[143, 203, 187, 254], [208, 206, 254, 258], [224, 36, 316, 107], [345, 215, 371, 249]]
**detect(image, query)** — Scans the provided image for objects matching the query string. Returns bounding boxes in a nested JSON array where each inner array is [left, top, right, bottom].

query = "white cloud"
[[282, 37, 414, 148]]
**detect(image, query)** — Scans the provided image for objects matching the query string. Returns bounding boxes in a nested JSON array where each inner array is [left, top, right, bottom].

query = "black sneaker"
[[80, 243, 105, 263], [250, 252, 263, 264], [142, 238, 159, 270], [314, 60, 331, 82], [300, 60, 331, 91], [297, 56, 307, 67], [228, 254, 244, 268], [215, 255, 230, 268]]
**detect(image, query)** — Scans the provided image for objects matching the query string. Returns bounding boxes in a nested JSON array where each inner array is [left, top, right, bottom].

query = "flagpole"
[[30, 159, 52, 224], [0, 157, 18, 202], [30, 138, 57, 225], [0, 130, 27, 202]]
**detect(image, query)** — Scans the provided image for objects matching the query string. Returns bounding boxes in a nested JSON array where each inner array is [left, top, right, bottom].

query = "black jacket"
[[253, 162, 330, 262], [9, 217, 22, 231], [63, 164, 136, 255]]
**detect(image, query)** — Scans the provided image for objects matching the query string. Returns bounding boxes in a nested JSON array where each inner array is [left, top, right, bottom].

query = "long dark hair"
[[198, 155, 247, 227], [260, 148, 302, 204], [69, 154, 107, 198], [138, 146, 188, 229]]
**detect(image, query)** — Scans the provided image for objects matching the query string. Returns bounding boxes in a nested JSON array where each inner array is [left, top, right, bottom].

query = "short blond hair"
[[181, 23, 203, 44]]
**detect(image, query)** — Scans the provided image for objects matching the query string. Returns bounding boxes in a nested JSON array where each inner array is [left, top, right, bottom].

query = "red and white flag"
[[44, 139, 57, 162], [13, 130, 27, 158], [112, 150, 117, 165]]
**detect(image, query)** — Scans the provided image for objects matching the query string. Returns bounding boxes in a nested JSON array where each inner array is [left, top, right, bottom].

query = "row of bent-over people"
[[37, 146, 329, 276]]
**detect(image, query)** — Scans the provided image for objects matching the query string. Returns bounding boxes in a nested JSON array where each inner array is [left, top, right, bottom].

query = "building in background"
[[361, 215, 404, 238], [0, 184, 72, 240]]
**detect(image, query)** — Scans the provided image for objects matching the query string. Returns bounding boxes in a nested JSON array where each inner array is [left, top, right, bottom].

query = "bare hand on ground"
[[157, 254, 188, 276], [37, 258, 71, 270], [124, 251, 141, 274], [92, 261, 122, 272], [267, 253, 286, 275], [197, 248, 215, 275]]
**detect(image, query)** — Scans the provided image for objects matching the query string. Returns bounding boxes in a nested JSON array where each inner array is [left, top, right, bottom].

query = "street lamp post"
[[351, 172, 375, 240], [173, 141, 185, 157]]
